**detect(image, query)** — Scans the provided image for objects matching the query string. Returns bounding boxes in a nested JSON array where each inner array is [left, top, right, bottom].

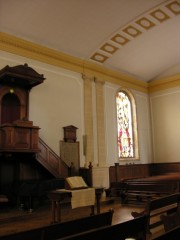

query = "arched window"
[[116, 89, 139, 160]]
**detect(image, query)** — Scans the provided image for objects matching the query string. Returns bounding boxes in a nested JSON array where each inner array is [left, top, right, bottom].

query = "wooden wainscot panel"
[[109, 163, 151, 183], [0, 125, 14, 148], [31, 128, 40, 150], [109, 166, 117, 183], [14, 127, 31, 149], [150, 162, 180, 175], [0, 120, 40, 153]]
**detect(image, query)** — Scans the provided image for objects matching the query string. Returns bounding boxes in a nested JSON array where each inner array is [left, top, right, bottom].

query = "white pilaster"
[[82, 74, 94, 167], [94, 78, 106, 167]]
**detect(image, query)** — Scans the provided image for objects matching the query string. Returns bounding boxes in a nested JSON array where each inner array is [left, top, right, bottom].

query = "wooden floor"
[[0, 197, 164, 239]]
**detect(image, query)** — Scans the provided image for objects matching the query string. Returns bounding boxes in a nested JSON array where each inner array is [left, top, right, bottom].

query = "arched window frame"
[[116, 89, 139, 161]]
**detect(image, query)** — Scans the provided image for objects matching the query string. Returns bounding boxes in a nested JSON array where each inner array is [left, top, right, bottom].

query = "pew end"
[[131, 192, 180, 236], [0, 209, 114, 240], [153, 225, 180, 240], [160, 208, 180, 232], [57, 215, 148, 240]]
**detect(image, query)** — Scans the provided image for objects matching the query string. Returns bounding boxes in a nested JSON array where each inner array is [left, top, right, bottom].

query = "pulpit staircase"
[[36, 137, 70, 179]]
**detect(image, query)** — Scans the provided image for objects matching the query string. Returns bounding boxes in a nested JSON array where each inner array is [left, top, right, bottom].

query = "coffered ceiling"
[[0, 0, 180, 83]]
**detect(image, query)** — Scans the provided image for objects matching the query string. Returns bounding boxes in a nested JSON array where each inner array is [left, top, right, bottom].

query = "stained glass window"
[[116, 91, 134, 158]]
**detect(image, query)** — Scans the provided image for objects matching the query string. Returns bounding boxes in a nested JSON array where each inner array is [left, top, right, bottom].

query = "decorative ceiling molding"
[[1, 32, 180, 93], [90, 52, 109, 63], [166, 0, 180, 14], [136, 17, 155, 30], [111, 34, 130, 46], [123, 25, 142, 38], [148, 75, 180, 92], [100, 43, 118, 54], [90, 0, 180, 64], [0, 32, 148, 93], [150, 9, 170, 22]]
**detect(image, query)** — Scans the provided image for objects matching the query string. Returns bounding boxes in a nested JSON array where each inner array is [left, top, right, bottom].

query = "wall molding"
[[0, 32, 147, 93], [1, 32, 180, 93]]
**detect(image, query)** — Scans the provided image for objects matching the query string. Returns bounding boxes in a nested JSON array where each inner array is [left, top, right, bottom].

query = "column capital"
[[82, 73, 94, 82], [94, 77, 105, 85]]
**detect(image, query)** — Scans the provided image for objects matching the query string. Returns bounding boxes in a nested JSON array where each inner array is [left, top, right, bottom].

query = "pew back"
[[0, 209, 114, 240], [153, 225, 180, 240], [146, 192, 180, 233], [122, 181, 179, 204], [58, 215, 148, 240], [43, 209, 114, 240], [160, 208, 180, 232], [0, 229, 42, 240]]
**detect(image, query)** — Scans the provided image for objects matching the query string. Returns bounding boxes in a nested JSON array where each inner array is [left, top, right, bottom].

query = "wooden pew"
[[105, 181, 127, 198], [131, 192, 180, 234], [122, 181, 179, 204], [43, 209, 114, 240], [153, 225, 180, 240], [106, 174, 180, 203], [57, 215, 148, 240], [160, 208, 180, 232], [0, 209, 114, 240], [0, 195, 9, 210]]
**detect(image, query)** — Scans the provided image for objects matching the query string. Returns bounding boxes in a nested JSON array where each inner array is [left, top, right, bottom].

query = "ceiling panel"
[[0, 0, 179, 82]]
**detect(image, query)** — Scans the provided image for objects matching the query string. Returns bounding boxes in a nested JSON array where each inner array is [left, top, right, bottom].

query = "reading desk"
[[48, 187, 104, 223]]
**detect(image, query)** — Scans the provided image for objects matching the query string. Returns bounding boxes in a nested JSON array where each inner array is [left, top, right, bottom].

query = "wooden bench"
[[153, 225, 180, 240], [131, 192, 180, 234], [0, 209, 114, 240], [121, 181, 179, 204], [106, 177, 180, 203], [160, 207, 180, 232], [0, 195, 9, 212], [57, 215, 148, 240], [125, 179, 180, 190], [105, 181, 127, 198]]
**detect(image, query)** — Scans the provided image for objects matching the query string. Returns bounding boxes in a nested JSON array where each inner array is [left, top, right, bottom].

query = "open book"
[[65, 176, 88, 190]]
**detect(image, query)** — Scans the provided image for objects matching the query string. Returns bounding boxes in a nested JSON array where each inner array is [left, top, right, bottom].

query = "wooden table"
[[48, 187, 104, 223]]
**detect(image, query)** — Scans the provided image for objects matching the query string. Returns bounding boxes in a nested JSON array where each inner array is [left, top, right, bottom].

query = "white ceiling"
[[0, 0, 180, 82]]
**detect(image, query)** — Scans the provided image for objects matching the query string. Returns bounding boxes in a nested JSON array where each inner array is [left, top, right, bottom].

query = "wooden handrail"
[[36, 137, 70, 178]]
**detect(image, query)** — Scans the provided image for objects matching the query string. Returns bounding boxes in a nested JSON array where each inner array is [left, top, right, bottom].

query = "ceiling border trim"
[[0, 32, 148, 93], [148, 75, 180, 93], [89, 0, 180, 64]]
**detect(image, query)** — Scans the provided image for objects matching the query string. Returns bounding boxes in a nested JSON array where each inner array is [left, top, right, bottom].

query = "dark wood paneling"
[[150, 162, 180, 175], [109, 162, 180, 185], [0, 124, 40, 152], [112, 163, 150, 182]]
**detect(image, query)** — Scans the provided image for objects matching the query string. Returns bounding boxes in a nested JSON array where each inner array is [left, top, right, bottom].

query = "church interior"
[[0, 0, 180, 239]]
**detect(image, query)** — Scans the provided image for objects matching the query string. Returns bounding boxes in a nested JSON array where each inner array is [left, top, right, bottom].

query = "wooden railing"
[[108, 162, 180, 186], [109, 163, 151, 183], [36, 138, 70, 178]]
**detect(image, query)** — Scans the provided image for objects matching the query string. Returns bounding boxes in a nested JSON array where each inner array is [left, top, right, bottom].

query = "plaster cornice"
[[0, 32, 147, 93], [1, 32, 180, 93], [148, 75, 180, 93]]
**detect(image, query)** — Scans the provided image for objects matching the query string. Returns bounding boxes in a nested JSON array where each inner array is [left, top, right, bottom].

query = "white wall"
[[104, 82, 152, 166], [150, 87, 180, 162], [0, 51, 153, 167], [0, 51, 86, 166], [135, 91, 152, 164]]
